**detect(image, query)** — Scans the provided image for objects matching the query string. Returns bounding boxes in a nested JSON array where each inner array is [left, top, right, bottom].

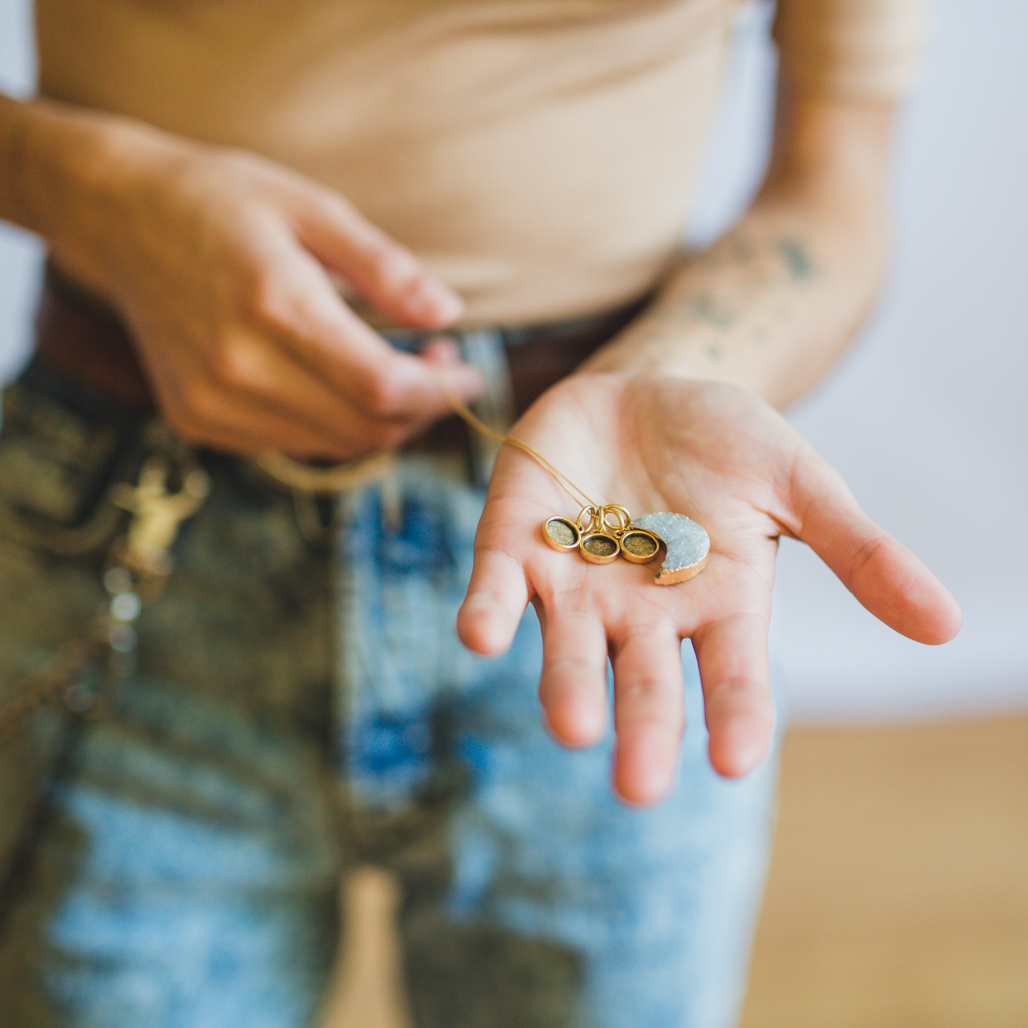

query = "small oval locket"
[[579, 530, 621, 563], [578, 505, 621, 564], [619, 528, 662, 564], [543, 515, 582, 552]]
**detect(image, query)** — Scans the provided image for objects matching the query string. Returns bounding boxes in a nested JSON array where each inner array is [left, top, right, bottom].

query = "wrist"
[[577, 291, 777, 400], [9, 96, 193, 298]]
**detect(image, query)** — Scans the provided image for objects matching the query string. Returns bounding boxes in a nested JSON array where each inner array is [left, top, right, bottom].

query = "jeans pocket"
[[0, 370, 143, 558]]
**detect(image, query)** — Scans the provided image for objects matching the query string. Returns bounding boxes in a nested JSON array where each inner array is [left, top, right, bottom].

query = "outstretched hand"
[[457, 374, 962, 805]]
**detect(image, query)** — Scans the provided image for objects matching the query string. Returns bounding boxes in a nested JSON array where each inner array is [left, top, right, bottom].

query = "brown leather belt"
[[34, 264, 647, 449]]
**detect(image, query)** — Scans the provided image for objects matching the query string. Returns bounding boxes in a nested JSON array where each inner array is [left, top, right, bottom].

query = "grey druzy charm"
[[629, 512, 711, 585]]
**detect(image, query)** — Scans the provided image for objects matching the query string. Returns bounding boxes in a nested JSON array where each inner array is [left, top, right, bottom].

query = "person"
[[0, 0, 960, 1025]]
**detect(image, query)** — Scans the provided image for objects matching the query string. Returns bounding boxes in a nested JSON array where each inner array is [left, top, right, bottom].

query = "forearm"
[[584, 93, 897, 409], [0, 93, 35, 229], [0, 91, 192, 298]]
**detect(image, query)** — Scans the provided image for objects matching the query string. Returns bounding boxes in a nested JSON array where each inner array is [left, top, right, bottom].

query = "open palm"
[[457, 374, 962, 805]]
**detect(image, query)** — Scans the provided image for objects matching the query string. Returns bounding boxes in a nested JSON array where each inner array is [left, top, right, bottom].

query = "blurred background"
[[1, 0, 1025, 1024]]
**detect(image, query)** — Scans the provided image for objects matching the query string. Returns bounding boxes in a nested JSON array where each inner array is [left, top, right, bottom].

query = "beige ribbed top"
[[35, 0, 927, 326]]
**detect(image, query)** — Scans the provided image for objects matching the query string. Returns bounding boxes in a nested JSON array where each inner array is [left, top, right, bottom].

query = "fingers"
[[288, 189, 464, 328], [157, 369, 357, 456], [537, 610, 610, 749], [791, 453, 963, 645], [692, 612, 775, 779], [610, 625, 686, 805], [251, 239, 484, 423], [457, 540, 531, 657], [183, 331, 420, 457]]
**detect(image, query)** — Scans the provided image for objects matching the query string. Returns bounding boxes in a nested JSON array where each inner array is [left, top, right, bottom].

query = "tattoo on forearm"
[[688, 293, 737, 328], [637, 231, 818, 354], [777, 237, 814, 280], [597, 227, 823, 376]]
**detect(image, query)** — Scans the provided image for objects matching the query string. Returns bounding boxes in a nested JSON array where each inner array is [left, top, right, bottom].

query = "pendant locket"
[[578, 505, 623, 565], [544, 504, 662, 567]]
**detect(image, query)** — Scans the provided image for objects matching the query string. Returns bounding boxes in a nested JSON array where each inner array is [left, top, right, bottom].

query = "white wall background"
[[1, 0, 1026, 724], [0, 0, 39, 383]]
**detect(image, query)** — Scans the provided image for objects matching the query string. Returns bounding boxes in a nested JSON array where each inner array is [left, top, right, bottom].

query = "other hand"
[[47, 126, 482, 457]]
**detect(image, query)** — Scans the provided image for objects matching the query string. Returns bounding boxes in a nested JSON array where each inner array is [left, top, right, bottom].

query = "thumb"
[[789, 449, 963, 645]]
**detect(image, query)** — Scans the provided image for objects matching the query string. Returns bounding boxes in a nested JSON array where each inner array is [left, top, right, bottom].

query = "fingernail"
[[420, 335, 461, 363]]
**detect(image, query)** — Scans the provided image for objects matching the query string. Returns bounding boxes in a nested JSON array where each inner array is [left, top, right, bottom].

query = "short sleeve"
[[772, 0, 931, 100]]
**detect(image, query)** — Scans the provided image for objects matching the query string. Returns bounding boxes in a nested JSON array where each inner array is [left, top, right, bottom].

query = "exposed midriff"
[[34, 0, 925, 327]]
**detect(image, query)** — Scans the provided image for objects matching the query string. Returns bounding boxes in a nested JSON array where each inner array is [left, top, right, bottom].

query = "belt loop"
[[458, 329, 516, 488]]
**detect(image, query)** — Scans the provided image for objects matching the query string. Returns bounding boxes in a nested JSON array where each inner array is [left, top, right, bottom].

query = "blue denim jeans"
[[0, 359, 779, 1028]]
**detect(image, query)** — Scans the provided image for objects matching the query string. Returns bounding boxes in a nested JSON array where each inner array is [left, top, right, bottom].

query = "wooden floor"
[[321, 716, 1028, 1028], [740, 715, 1028, 1028]]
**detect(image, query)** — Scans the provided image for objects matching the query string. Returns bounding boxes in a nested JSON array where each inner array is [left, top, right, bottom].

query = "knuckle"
[[844, 534, 890, 589], [359, 372, 404, 418], [364, 243, 417, 291], [207, 337, 268, 396], [246, 273, 295, 332], [208, 341, 248, 389], [623, 677, 672, 704], [619, 677, 683, 724]]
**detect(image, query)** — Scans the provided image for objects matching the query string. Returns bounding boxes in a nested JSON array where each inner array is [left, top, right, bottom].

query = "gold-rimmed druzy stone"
[[629, 512, 710, 584]]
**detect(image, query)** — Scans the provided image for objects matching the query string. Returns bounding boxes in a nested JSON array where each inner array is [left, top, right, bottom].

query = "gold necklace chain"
[[438, 385, 601, 511]]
